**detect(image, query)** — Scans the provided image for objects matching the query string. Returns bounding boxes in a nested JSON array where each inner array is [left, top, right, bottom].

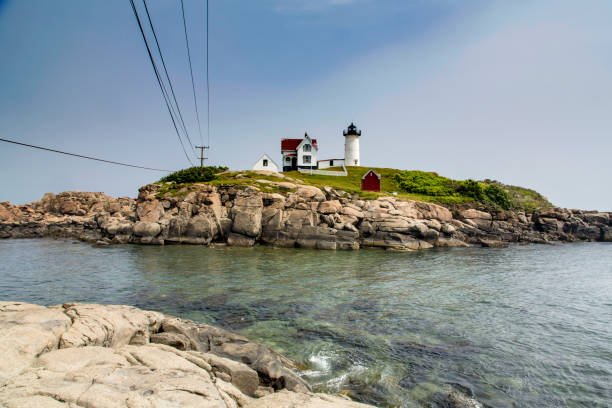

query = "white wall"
[[344, 135, 360, 166], [252, 154, 279, 172], [318, 159, 345, 169], [297, 139, 317, 167]]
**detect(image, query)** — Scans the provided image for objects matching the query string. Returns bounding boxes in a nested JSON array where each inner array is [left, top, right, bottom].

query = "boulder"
[[201, 352, 260, 397], [425, 219, 442, 231], [341, 206, 364, 218], [414, 201, 453, 222], [59, 303, 164, 348], [318, 200, 342, 214], [276, 182, 297, 191], [582, 212, 609, 225], [0, 204, 15, 222], [232, 209, 262, 237], [150, 331, 192, 350], [284, 209, 316, 230], [133, 221, 161, 237], [231, 195, 263, 238], [227, 233, 256, 247], [158, 317, 311, 393], [460, 209, 492, 220], [435, 237, 470, 247], [296, 186, 326, 202], [136, 200, 164, 223], [99, 217, 133, 236], [441, 223, 456, 235], [479, 239, 509, 248], [262, 193, 285, 209], [185, 214, 216, 243]]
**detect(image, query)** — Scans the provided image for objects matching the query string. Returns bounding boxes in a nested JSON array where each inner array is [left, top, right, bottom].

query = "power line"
[[180, 0, 204, 146], [0, 138, 170, 172], [206, 0, 211, 147], [128, 0, 194, 166], [140, 0, 196, 155]]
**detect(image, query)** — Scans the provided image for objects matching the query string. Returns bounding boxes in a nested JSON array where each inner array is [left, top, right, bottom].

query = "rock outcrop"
[[0, 301, 372, 408], [1, 181, 611, 250]]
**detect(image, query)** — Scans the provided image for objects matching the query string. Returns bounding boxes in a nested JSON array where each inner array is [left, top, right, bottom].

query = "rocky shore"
[[1, 177, 610, 250], [0, 301, 373, 407]]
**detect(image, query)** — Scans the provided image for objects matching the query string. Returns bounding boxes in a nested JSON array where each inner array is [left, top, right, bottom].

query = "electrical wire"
[[140, 0, 196, 155], [206, 0, 211, 147], [128, 0, 194, 165], [180, 0, 204, 146], [0, 138, 170, 172]]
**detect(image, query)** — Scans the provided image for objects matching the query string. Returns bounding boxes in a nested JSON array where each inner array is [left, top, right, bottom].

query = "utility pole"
[[195, 145, 209, 167]]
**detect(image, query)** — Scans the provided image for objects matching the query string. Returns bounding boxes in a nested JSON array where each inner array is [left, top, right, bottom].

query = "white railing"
[[298, 165, 348, 177]]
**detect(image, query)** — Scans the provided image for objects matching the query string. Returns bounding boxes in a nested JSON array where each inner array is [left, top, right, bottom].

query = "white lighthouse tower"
[[343, 122, 361, 166]]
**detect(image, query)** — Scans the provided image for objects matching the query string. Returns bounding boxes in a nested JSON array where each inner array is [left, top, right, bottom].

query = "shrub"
[[393, 171, 456, 196], [394, 171, 514, 209], [484, 184, 512, 210], [159, 166, 228, 184], [458, 179, 485, 201]]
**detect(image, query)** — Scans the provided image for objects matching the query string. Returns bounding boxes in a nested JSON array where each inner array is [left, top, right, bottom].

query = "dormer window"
[[303, 144, 311, 152]]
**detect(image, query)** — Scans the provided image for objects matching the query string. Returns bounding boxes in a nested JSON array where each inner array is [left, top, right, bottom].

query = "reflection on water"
[[1, 239, 611, 407]]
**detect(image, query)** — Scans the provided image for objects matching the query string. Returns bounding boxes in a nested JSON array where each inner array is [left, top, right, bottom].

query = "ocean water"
[[1, 239, 611, 407]]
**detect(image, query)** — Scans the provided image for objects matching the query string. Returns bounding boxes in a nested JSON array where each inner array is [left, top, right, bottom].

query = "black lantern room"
[[343, 122, 362, 136]]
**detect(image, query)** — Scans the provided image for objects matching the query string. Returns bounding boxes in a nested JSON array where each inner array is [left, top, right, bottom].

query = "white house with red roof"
[[281, 133, 318, 172], [279, 123, 362, 173]]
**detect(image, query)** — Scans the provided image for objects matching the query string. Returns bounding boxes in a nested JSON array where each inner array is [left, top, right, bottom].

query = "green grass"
[[154, 166, 553, 212], [283, 167, 475, 205], [485, 180, 552, 212], [155, 170, 297, 199]]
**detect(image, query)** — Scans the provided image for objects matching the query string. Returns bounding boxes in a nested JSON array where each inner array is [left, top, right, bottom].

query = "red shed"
[[361, 169, 381, 192]]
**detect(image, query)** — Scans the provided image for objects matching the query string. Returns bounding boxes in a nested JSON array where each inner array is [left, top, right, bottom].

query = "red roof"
[[281, 138, 318, 151]]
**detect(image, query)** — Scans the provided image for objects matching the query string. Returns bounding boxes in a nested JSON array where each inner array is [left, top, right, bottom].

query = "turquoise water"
[[1, 239, 611, 407]]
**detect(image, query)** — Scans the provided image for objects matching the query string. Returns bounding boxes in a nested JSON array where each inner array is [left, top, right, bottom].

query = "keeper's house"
[[281, 133, 318, 172]]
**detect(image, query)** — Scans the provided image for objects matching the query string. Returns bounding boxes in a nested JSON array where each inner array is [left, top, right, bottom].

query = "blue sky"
[[1, 0, 611, 210]]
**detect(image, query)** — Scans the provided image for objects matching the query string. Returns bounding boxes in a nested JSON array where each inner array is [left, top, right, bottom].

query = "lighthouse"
[[343, 122, 361, 166]]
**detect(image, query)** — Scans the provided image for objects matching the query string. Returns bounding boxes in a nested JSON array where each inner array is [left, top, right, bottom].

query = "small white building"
[[252, 154, 279, 172], [318, 158, 345, 169]]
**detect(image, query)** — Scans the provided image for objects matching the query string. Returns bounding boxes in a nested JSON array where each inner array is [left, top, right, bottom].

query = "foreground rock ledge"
[[0, 302, 372, 408]]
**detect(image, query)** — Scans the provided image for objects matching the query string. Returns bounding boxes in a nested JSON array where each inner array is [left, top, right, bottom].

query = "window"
[[286, 157, 291, 162], [354, 160, 358, 165], [263, 159, 268, 167], [303, 155, 311, 164], [303, 144, 311, 152], [330, 160, 334, 166]]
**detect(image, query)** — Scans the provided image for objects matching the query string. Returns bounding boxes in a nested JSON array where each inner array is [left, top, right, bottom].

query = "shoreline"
[[1, 181, 610, 250]]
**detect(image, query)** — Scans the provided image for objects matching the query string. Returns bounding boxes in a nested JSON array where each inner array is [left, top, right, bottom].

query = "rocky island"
[[0, 169, 610, 250]]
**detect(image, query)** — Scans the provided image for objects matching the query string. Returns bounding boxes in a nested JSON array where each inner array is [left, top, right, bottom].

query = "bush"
[[458, 179, 485, 201], [394, 171, 513, 209], [159, 166, 228, 184], [393, 171, 456, 196], [484, 184, 512, 210]]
